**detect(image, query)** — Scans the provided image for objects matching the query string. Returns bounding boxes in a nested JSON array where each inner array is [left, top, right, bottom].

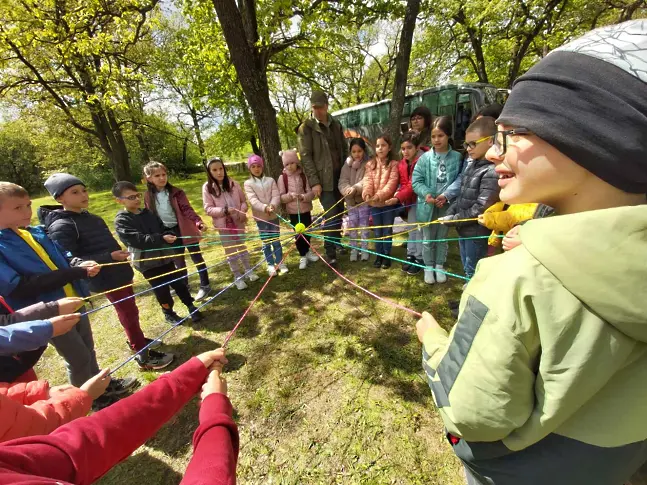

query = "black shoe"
[[325, 255, 338, 268], [381, 258, 392, 269], [373, 256, 383, 268], [338, 247, 348, 255], [448, 300, 460, 319], [136, 349, 175, 370], [164, 311, 183, 325], [189, 308, 204, 323], [407, 258, 424, 275], [402, 255, 416, 272], [92, 394, 118, 412], [105, 377, 139, 397]]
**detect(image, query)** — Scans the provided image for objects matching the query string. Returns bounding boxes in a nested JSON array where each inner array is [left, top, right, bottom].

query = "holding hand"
[[502, 226, 522, 251], [363, 193, 372, 202], [201, 368, 228, 400], [50, 313, 81, 337], [110, 250, 130, 262], [425, 194, 435, 205], [344, 187, 355, 197], [79, 260, 100, 277], [437, 216, 452, 224], [434, 194, 447, 208], [416, 311, 441, 343], [196, 348, 228, 369], [57, 296, 85, 315], [163, 234, 177, 244], [312, 184, 322, 199], [385, 197, 399, 206], [80, 369, 112, 399], [477, 214, 486, 226]]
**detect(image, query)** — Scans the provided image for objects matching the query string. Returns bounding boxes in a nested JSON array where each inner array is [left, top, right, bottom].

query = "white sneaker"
[[435, 264, 447, 283], [306, 251, 319, 263], [267, 265, 277, 277], [360, 251, 370, 261], [279, 263, 289, 275], [350, 249, 358, 262], [299, 257, 307, 270], [424, 270, 436, 285], [234, 279, 248, 290], [247, 272, 259, 282]]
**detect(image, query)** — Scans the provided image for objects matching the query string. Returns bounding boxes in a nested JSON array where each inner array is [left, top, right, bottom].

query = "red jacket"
[[395, 149, 427, 207], [145, 186, 204, 245], [0, 358, 239, 484]]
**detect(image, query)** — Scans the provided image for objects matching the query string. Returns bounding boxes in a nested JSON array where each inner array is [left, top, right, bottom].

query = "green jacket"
[[422, 205, 647, 484], [297, 115, 348, 192], [411, 148, 462, 223]]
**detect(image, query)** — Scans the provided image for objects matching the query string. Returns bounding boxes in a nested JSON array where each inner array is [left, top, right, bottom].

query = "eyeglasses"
[[118, 193, 142, 201], [410, 115, 424, 121], [462, 135, 492, 150], [493, 128, 532, 156]]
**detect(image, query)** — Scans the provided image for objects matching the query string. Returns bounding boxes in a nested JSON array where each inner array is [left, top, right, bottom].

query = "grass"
[[30, 172, 466, 484]]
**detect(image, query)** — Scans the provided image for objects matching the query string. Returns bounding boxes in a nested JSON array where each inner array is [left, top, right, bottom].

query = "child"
[[395, 131, 427, 275], [0, 182, 136, 406], [416, 21, 647, 485], [112, 182, 203, 324], [339, 138, 370, 262], [411, 116, 463, 285], [439, 116, 500, 280], [243, 155, 286, 277], [143, 161, 211, 301], [202, 157, 260, 290], [277, 149, 318, 270], [361, 133, 400, 269]]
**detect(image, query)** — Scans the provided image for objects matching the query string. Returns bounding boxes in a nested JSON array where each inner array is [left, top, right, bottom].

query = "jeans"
[[289, 212, 312, 256], [105, 285, 147, 351], [347, 204, 370, 249], [142, 262, 194, 311], [421, 206, 449, 268], [406, 205, 423, 260], [168, 226, 210, 287], [256, 219, 283, 265], [319, 189, 343, 258], [50, 308, 100, 387], [371, 205, 398, 256], [459, 238, 488, 279]]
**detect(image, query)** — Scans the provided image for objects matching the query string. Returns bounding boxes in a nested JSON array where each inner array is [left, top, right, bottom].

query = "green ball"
[[294, 222, 306, 233]]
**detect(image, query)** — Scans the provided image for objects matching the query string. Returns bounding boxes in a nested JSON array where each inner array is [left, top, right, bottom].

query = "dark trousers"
[[459, 237, 488, 279], [371, 205, 398, 256], [142, 262, 194, 312], [105, 285, 147, 351], [319, 189, 343, 258], [168, 226, 210, 287], [289, 212, 312, 256]]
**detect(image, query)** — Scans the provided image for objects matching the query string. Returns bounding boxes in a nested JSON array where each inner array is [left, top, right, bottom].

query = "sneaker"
[[373, 256, 383, 268], [278, 263, 289, 275], [136, 349, 175, 370], [324, 256, 338, 268], [267, 265, 277, 277], [350, 249, 358, 262], [381, 258, 392, 269], [92, 394, 117, 412], [407, 259, 423, 276], [299, 257, 308, 270], [402, 255, 416, 272], [105, 377, 139, 397], [424, 269, 436, 285], [164, 311, 183, 325], [338, 247, 348, 255], [306, 251, 319, 263], [235, 279, 248, 290], [247, 272, 260, 282], [435, 264, 448, 283], [195, 285, 211, 301], [360, 251, 370, 262], [187, 306, 204, 322]]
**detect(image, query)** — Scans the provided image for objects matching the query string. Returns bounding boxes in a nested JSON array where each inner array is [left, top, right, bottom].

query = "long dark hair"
[[143, 161, 177, 216], [401, 130, 421, 147], [431, 116, 454, 149], [205, 157, 232, 197]]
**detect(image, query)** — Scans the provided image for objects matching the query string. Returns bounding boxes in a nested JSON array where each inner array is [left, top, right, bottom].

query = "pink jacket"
[[362, 159, 400, 207], [145, 187, 204, 245], [277, 168, 314, 214], [338, 157, 368, 206], [202, 179, 248, 231], [0, 380, 92, 443], [244, 176, 281, 222]]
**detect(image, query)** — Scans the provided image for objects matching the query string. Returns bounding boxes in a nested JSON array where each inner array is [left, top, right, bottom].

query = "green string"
[[315, 234, 501, 244]]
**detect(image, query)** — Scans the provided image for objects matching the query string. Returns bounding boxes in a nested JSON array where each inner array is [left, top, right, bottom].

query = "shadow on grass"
[[99, 450, 184, 485]]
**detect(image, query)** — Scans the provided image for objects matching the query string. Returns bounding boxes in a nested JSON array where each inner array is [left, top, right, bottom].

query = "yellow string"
[[305, 195, 347, 232], [307, 217, 479, 234]]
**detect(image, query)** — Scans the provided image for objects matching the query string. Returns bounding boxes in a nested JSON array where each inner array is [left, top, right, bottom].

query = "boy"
[[0, 182, 136, 409], [40, 173, 174, 370], [112, 181, 203, 324], [417, 21, 647, 485], [439, 116, 500, 280]]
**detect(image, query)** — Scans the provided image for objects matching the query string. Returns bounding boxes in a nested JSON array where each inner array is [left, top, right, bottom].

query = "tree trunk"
[[213, 0, 284, 179], [189, 108, 208, 165], [88, 105, 131, 181], [388, 0, 421, 150], [182, 136, 188, 167]]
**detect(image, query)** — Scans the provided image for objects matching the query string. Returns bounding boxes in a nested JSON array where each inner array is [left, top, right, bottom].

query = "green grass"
[[30, 173, 465, 484]]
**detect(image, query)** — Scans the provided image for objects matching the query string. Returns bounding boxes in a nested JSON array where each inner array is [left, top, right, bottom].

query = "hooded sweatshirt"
[[422, 205, 647, 484]]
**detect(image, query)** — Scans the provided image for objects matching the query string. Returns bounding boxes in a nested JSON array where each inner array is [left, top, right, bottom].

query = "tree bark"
[[453, 8, 488, 83], [213, 0, 284, 179], [189, 107, 208, 165], [388, 0, 421, 150], [88, 104, 131, 181]]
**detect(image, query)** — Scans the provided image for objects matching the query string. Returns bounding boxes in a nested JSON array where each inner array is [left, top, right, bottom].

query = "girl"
[[143, 161, 211, 301], [361, 133, 400, 269], [411, 116, 463, 285], [243, 155, 287, 277], [395, 131, 427, 276], [339, 138, 370, 262], [277, 149, 318, 270], [202, 158, 259, 290]]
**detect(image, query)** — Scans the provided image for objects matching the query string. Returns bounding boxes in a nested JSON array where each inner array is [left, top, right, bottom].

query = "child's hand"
[[266, 205, 275, 213], [298, 194, 306, 201], [385, 197, 399, 206], [196, 348, 228, 369], [363, 194, 372, 202], [290, 193, 297, 202], [80, 369, 112, 400], [223, 205, 229, 216], [435, 194, 447, 208], [311, 184, 322, 198], [50, 313, 81, 337], [425, 194, 435, 205], [437, 216, 452, 224], [344, 187, 355, 197], [201, 368, 227, 400], [477, 214, 486, 226], [502, 226, 522, 251], [416, 311, 441, 343], [79, 260, 100, 277], [111, 250, 130, 262], [163, 234, 177, 244], [57, 296, 85, 315]]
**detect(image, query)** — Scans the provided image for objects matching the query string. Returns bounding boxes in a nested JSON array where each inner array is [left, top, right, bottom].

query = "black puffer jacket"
[[445, 158, 500, 237], [38, 205, 134, 293]]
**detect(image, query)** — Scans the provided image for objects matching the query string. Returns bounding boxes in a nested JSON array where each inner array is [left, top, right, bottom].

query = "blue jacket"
[[412, 148, 463, 223], [0, 226, 89, 310], [0, 320, 52, 355]]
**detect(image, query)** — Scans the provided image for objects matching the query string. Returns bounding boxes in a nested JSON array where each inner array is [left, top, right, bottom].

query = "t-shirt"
[[14, 229, 77, 298], [434, 150, 450, 193], [155, 190, 178, 228]]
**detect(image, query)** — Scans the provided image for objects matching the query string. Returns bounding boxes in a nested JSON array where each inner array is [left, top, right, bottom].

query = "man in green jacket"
[[297, 90, 348, 266], [416, 21, 647, 485]]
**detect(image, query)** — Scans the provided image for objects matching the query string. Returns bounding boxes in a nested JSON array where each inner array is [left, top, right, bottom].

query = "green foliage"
[[0, 120, 42, 193]]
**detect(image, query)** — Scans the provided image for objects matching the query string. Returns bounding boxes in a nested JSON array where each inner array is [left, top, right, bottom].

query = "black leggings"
[[289, 212, 312, 256], [168, 226, 210, 287], [142, 262, 194, 311]]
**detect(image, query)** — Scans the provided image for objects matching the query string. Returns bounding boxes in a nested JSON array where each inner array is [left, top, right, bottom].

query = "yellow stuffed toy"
[[481, 202, 539, 247]]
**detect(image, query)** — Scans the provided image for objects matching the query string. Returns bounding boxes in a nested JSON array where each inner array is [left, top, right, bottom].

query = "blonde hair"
[[0, 182, 29, 206], [142, 161, 167, 179]]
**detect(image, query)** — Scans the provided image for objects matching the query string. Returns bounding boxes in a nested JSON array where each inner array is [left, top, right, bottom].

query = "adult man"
[[297, 90, 348, 266]]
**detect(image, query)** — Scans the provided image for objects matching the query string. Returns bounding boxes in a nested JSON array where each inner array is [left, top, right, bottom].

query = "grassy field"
[[30, 172, 466, 484]]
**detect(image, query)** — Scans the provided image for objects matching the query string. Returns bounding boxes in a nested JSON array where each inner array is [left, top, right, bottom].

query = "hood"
[[37, 204, 79, 227], [521, 205, 647, 341]]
